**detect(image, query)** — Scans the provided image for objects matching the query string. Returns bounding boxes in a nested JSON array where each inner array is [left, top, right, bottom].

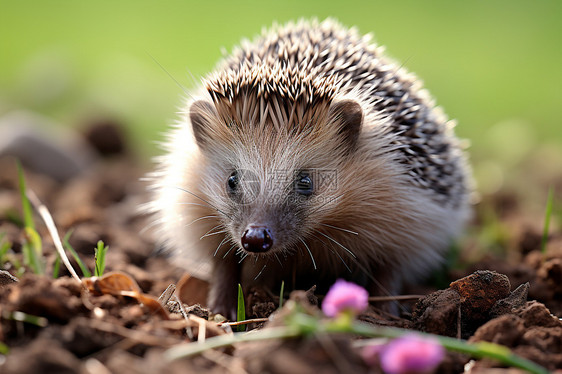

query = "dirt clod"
[[470, 300, 562, 371], [412, 288, 461, 337], [6, 275, 83, 323], [490, 282, 529, 318], [470, 314, 525, 346], [518, 300, 561, 328], [450, 270, 511, 322], [538, 258, 562, 294]]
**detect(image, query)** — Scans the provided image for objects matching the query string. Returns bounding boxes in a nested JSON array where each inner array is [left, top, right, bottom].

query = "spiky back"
[[205, 63, 339, 134], [203, 19, 469, 207]]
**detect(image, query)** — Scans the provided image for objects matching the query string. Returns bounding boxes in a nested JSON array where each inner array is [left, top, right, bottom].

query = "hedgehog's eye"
[[295, 171, 313, 196], [227, 171, 239, 194]]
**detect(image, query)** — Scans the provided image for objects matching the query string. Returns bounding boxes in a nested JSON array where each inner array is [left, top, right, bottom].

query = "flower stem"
[[164, 310, 549, 374]]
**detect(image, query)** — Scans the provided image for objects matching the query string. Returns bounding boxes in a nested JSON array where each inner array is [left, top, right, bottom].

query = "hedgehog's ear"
[[189, 100, 218, 149], [329, 99, 363, 149]]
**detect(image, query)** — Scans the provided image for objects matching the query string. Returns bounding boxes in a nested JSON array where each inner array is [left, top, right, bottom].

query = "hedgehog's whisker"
[[313, 229, 356, 259], [199, 224, 223, 239], [330, 246, 352, 273], [311, 229, 406, 313], [238, 252, 249, 264], [173, 186, 232, 219], [222, 244, 236, 259], [200, 227, 227, 240], [299, 238, 317, 270], [274, 253, 283, 266], [186, 215, 220, 227], [254, 264, 267, 280], [176, 202, 212, 209], [222, 244, 236, 258], [309, 232, 350, 272], [213, 236, 229, 257], [146, 52, 192, 98], [318, 223, 359, 236]]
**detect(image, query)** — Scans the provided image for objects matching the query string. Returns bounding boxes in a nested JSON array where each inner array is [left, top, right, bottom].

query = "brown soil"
[[0, 123, 561, 373]]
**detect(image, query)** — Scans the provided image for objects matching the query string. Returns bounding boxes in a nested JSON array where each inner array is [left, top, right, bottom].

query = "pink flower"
[[376, 334, 445, 374], [322, 279, 369, 317]]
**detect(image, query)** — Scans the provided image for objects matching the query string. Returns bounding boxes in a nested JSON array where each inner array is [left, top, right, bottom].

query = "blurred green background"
[[1, 0, 561, 199]]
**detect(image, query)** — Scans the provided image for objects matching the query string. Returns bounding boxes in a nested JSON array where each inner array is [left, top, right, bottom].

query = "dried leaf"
[[83, 271, 141, 295], [83, 271, 169, 319]]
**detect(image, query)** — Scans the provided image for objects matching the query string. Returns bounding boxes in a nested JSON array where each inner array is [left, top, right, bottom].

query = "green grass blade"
[[52, 253, 61, 278], [279, 280, 285, 310], [63, 230, 91, 277], [16, 160, 35, 230], [23, 227, 44, 274], [22, 243, 30, 270], [0, 234, 11, 265], [236, 284, 246, 332], [540, 186, 554, 255], [94, 240, 108, 277], [0, 342, 9, 355], [16, 162, 44, 274], [7, 311, 48, 327]]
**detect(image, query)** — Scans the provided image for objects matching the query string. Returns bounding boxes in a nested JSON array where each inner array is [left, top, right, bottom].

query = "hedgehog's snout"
[[241, 225, 274, 253]]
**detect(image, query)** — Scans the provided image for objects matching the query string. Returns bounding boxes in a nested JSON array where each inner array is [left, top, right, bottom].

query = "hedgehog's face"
[[206, 164, 346, 259], [220, 167, 313, 254], [188, 97, 363, 258]]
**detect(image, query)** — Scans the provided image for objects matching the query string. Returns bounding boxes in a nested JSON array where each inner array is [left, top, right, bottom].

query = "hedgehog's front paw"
[[208, 260, 241, 321]]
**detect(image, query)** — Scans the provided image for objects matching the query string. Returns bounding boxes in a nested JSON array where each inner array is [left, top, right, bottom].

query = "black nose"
[[241, 225, 273, 253]]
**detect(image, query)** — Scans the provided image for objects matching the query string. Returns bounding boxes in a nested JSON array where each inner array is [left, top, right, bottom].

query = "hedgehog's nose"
[[241, 225, 273, 253]]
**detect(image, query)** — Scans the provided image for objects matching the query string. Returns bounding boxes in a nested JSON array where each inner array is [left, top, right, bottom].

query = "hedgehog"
[[145, 19, 472, 319]]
